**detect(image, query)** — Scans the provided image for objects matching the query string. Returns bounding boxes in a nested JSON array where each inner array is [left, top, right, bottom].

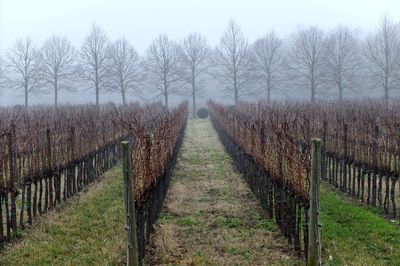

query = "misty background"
[[1, 0, 400, 108]]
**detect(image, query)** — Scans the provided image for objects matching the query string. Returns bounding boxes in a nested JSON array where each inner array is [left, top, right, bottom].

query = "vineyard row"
[[234, 100, 400, 217], [0, 102, 187, 249], [208, 101, 312, 259], [208, 99, 400, 260], [119, 102, 188, 264]]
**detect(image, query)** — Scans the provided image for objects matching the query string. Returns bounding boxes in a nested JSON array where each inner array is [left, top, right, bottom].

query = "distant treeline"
[[0, 14, 399, 110]]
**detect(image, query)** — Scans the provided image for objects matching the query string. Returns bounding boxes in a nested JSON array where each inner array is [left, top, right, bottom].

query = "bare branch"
[[79, 23, 111, 106], [108, 38, 142, 105], [288, 26, 327, 103], [214, 19, 253, 105], [325, 26, 361, 101], [6, 37, 41, 107], [180, 32, 211, 116], [251, 31, 285, 103], [39, 35, 76, 107], [142, 34, 183, 109], [364, 15, 400, 105]]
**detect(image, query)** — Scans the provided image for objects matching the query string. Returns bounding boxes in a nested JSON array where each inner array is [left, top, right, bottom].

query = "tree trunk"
[[192, 78, 197, 118], [234, 68, 238, 105], [96, 89, 99, 106], [25, 93, 28, 107], [384, 71, 389, 107], [311, 67, 315, 104], [338, 70, 343, 102], [95, 67, 100, 106], [54, 76, 58, 107], [25, 87, 28, 107], [267, 78, 271, 104], [164, 94, 168, 109], [385, 86, 389, 107], [164, 90, 168, 110], [311, 86, 315, 104], [163, 78, 169, 109], [122, 88, 126, 105], [55, 89, 58, 107], [192, 92, 196, 118], [234, 89, 238, 106]]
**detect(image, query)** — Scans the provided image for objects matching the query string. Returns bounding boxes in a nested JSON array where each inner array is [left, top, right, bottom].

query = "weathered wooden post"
[[121, 141, 139, 266], [8, 124, 17, 232], [321, 121, 327, 181], [46, 128, 54, 208], [308, 138, 322, 266], [372, 124, 379, 207], [343, 123, 348, 192]]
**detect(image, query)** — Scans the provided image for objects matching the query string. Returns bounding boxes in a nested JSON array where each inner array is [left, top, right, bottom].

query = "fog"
[[1, 0, 400, 107]]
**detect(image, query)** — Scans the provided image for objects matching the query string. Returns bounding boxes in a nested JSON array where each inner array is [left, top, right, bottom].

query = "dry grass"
[[145, 119, 301, 265]]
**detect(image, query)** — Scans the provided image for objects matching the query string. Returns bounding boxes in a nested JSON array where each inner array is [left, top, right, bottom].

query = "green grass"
[[320, 183, 400, 265], [193, 250, 211, 264], [223, 246, 252, 260], [0, 166, 126, 266], [176, 217, 198, 227], [188, 153, 202, 165], [210, 152, 229, 162], [218, 216, 243, 228], [256, 218, 278, 231], [158, 212, 175, 223]]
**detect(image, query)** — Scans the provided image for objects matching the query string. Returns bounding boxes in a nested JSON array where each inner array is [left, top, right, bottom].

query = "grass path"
[[0, 166, 125, 266], [145, 119, 300, 265]]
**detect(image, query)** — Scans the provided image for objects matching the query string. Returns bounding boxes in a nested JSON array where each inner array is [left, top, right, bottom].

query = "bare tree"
[[39, 36, 75, 107], [143, 34, 182, 109], [180, 33, 210, 117], [251, 31, 284, 103], [365, 15, 400, 105], [108, 38, 141, 105], [6, 38, 40, 107], [0, 57, 5, 92], [0, 57, 4, 84], [215, 19, 251, 105], [0, 57, 4, 77], [289, 26, 327, 103], [325, 26, 360, 101], [80, 24, 111, 106]]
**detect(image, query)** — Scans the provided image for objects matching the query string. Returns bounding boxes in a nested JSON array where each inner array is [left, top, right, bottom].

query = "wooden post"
[[121, 141, 139, 266], [46, 128, 54, 208], [8, 124, 17, 231], [395, 134, 400, 219], [70, 127, 77, 195], [372, 124, 379, 207], [321, 121, 327, 180], [308, 138, 321, 266], [343, 124, 348, 192]]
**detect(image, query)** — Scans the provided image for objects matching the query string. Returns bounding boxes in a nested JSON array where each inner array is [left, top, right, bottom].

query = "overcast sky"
[[0, 0, 399, 106], [1, 0, 400, 54]]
